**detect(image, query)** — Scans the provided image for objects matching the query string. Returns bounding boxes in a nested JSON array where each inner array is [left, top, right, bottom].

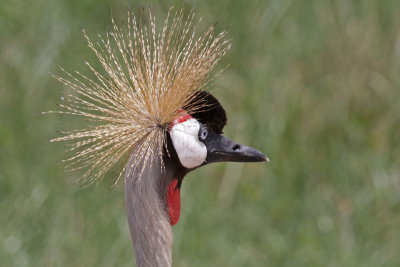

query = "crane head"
[[169, 91, 268, 170]]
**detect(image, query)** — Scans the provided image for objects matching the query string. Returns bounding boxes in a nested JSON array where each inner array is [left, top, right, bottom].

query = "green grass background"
[[2, 0, 400, 266]]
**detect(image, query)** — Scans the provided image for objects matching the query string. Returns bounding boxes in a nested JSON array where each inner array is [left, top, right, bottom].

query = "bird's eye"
[[199, 127, 208, 141]]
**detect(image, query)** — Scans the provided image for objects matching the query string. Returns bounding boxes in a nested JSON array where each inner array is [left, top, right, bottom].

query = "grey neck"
[[125, 140, 188, 267], [125, 154, 172, 267], [125, 136, 189, 267]]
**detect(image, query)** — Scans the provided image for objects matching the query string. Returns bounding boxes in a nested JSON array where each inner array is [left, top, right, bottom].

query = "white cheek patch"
[[169, 118, 207, 168]]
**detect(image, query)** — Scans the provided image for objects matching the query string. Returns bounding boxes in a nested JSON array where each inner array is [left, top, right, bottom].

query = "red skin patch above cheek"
[[169, 109, 193, 129], [167, 179, 181, 226]]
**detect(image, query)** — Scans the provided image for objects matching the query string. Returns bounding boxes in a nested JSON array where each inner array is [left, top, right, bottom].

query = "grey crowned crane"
[[50, 7, 268, 267]]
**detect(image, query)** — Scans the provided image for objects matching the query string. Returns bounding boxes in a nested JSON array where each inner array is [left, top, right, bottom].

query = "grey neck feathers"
[[125, 142, 187, 267]]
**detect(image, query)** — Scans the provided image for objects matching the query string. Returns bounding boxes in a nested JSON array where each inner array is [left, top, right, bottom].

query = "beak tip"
[[263, 155, 270, 162]]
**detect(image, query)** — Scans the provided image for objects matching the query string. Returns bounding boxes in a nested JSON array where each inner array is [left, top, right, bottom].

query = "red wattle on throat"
[[167, 179, 181, 226]]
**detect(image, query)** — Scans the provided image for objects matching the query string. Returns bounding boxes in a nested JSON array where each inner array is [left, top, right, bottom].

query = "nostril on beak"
[[232, 144, 240, 151]]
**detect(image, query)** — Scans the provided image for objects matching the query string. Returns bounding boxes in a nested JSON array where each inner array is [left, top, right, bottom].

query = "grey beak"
[[205, 134, 269, 163]]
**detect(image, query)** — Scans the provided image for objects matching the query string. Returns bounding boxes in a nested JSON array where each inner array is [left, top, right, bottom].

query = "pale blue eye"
[[199, 127, 208, 141]]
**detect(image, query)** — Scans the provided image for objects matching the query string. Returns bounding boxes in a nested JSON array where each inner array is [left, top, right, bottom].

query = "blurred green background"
[[2, 0, 400, 266]]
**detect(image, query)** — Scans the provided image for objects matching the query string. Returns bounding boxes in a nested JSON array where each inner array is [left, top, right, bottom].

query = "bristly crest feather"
[[48, 7, 231, 185]]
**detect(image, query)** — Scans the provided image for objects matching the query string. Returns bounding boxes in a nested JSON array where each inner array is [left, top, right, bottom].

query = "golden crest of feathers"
[[48, 7, 231, 185]]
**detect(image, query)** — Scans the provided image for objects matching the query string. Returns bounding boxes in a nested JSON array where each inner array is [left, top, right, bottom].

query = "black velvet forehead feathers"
[[184, 91, 227, 135]]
